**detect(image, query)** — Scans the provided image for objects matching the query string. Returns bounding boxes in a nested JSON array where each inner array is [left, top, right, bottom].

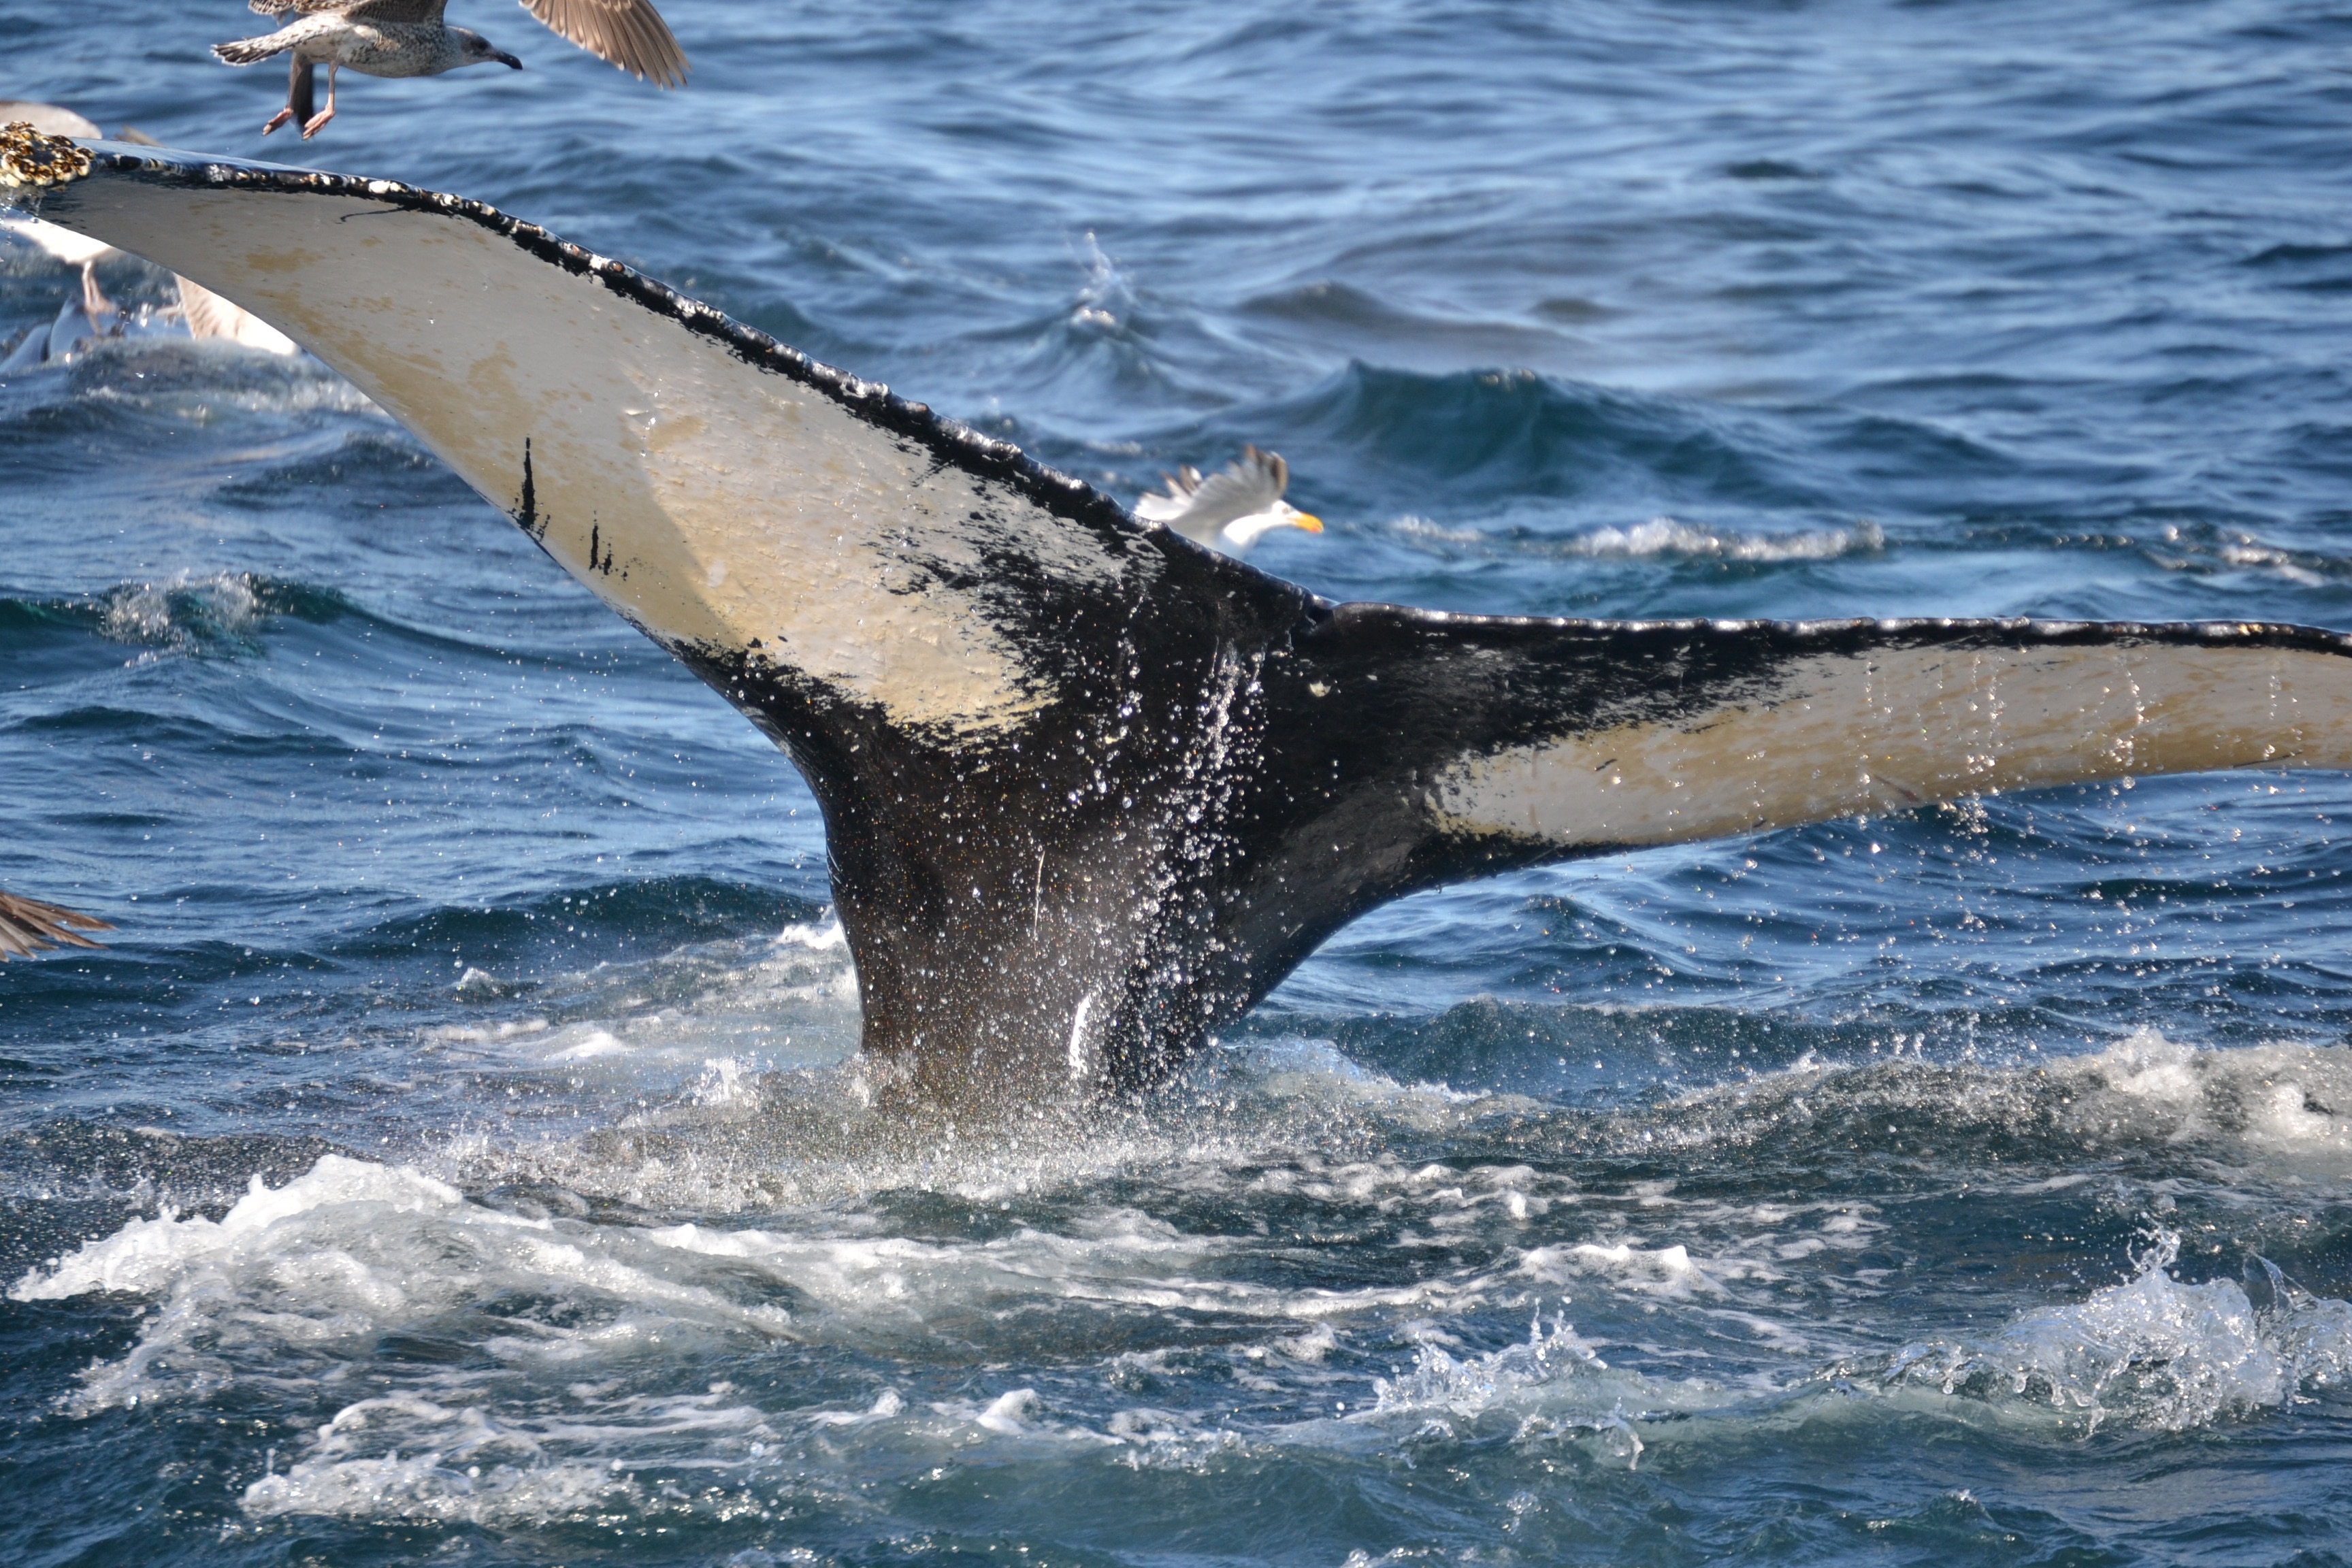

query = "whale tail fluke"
[[31, 144, 2352, 1100]]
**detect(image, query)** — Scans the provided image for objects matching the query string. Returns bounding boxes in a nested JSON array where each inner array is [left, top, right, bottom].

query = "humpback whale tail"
[[22, 143, 2352, 1104]]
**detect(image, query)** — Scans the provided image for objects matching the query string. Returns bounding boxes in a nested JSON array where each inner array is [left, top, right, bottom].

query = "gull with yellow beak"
[[1133, 446, 1324, 557]]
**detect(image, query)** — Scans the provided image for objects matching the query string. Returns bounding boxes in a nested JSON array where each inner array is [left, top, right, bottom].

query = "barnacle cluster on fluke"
[[0, 122, 93, 189]]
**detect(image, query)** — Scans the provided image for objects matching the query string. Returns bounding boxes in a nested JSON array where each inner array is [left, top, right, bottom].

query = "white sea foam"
[[543, 1028, 632, 1062], [1385, 513, 1884, 564], [244, 1454, 642, 1525], [429, 916, 863, 1089], [1365, 1308, 1663, 1467], [1519, 1240, 1716, 1297], [86, 569, 289, 659], [13, 1156, 461, 1302], [773, 916, 847, 951], [24, 1019, 2347, 1539], [1634, 1028, 2352, 1176], [422, 1017, 551, 1045], [237, 1379, 786, 1523], [638, 1208, 1450, 1325], [2050, 1031, 2352, 1164], [1887, 1230, 2352, 1432], [10, 1155, 791, 1416], [1566, 515, 1883, 561]]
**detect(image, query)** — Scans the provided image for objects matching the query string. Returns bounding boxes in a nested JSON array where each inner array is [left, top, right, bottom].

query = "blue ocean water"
[[9, 0, 2352, 1561]]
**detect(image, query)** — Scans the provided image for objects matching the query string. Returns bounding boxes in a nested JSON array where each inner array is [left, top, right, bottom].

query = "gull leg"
[[78, 262, 118, 333], [301, 64, 339, 139], [267, 56, 313, 137]]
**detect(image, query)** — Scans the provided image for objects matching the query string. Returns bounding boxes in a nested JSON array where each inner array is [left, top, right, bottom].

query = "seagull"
[[1132, 446, 1325, 557], [213, 0, 688, 140], [0, 892, 110, 960]]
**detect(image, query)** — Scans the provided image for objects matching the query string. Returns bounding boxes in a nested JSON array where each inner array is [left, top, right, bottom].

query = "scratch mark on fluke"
[[39, 143, 2352, 1111], [512, 437, 540, 540]]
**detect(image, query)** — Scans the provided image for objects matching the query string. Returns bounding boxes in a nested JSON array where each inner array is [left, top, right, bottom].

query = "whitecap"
[[1565, 514, 1884, 562]]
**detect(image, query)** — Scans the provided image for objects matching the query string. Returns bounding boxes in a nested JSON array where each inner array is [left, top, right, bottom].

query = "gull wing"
[[521, 0, 689, 87], [31, 145, 2352, 1100], [246, 0, 400, 15], [0, 892, 110, 960], [337, 0, 452, 22], [1132, 465, 1203, 523], [1140, 447, 1288, 540]]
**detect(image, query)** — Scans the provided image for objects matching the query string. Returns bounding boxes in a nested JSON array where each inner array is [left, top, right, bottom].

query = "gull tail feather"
[[35, 145, 2352, 1102], [214, 32, 298, 67]]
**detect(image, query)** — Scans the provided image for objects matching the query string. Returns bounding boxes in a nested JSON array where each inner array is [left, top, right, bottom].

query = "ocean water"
[[8, 0, 2352, 1561]]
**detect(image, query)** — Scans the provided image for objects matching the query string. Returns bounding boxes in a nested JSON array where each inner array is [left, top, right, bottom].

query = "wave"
[[2138, 520, 2352, 588], [0, 332, 367, 420], [1614, 1029, 2352, 1177], [23, 1139, 2338, 1536], [1247, 362, 1828, 515], [1112, 361, 2034, 553], [0, 571, 359, 662], [1385, 511, 1885, 564], [9, 1154, 796, 1422], [1561, 514, 1884, 561], [1363, 1307, 1656, 1468], [212, 431, 463, 506]]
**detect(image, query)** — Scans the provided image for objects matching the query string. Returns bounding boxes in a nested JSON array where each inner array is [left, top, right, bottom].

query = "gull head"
[[455, 30, 525, 69], [1132, 444, 1324, 557], [1222, 501, 1324, 552]]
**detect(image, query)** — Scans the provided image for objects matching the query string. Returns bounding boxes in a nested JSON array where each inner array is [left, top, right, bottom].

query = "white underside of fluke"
[[29, 149, 1116, 738], [1431, 636, 2352, 848]]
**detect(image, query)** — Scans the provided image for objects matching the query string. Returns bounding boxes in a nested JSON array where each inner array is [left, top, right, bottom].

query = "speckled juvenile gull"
[[214, 0, 686, 140]]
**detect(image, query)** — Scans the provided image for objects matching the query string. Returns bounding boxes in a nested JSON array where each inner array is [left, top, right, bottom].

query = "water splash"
[[1885, 1230, 2352, 1433]]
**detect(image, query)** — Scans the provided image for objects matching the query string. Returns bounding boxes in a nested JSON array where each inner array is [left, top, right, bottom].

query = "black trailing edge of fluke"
[[24, 144, 2352, 1106]]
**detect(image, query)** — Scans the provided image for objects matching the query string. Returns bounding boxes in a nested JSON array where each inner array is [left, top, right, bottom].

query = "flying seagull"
[[1133, 446, 1324, 557], [213, 0, 687, 140], [0, 892, 110, 960]]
